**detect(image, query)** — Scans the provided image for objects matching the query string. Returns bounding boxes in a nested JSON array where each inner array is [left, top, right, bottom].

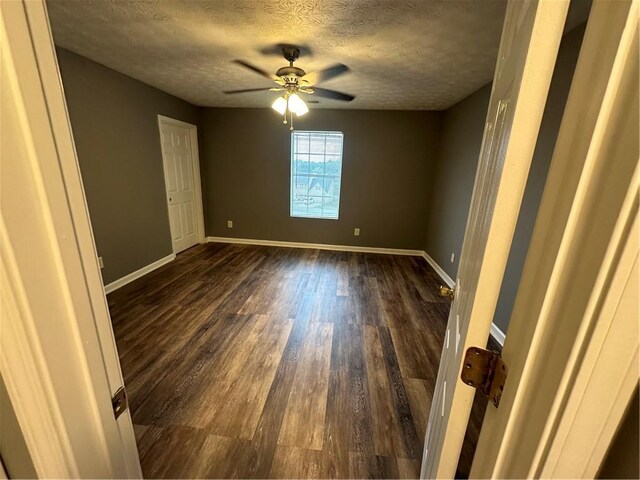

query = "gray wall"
[[598, 386, 640, 479], [424, 24, 585, 333], [423, 83, 492, 275], [200, 108, 442, 249], [0, 376, 37, 478], [56, 48, 201, 284]]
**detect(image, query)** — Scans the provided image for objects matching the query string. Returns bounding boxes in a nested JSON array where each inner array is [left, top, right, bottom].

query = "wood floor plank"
[[325, 321, 376, 475], [269, 446, 406, 480], [348, 452, 400, 479], [206, 315, 292, 440], [388, 324, 441, 382], [134, 424, 209, 479], [363, 325, 410, 457], [322, 369, 352, 478], [378, 326, 422, 459], [269, 446, 331, 479], [238, 315, 315, 478], [188, 434, 238, 479], [130, 312, 256, 426], [200, 314, 293, 439], [331, 322, 380, 470], [397, 457, 421, 479], [277, 322, 333, 450], [336, 259, 349, 297], [404, 377, 433, 444]]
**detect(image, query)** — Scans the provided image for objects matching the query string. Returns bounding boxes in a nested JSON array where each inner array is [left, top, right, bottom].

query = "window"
[[290, 130, 344, 220]]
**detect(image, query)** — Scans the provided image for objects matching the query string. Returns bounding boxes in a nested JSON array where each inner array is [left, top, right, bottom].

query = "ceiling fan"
[[224, 46, 355, 129]]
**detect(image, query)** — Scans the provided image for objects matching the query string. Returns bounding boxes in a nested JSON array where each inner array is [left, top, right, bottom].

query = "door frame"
[[420, 0, 571, 477], [472, 0, 638, 477], [4, 0, 635, 477], [1, 0, 141, 477], [157, 114, 206, 252]]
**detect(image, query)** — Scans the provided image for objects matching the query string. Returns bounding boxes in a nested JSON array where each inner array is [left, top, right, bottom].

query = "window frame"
[[289, 130, 344, 220]]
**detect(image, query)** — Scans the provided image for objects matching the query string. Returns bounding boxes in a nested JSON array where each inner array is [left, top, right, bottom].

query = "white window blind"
[[290, 131, 344, 220]]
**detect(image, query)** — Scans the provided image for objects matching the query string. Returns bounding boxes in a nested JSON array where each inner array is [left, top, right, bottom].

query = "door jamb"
[[471, 0, 639, 477], [1, 0, 141, 477], [420, 0, 570, 476], [157, 114, 206, 251]]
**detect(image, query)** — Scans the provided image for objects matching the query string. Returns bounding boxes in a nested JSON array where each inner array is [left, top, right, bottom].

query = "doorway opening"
[[4, 0, 636, 478]]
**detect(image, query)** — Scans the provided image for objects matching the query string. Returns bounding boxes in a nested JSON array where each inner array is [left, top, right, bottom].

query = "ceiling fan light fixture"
[[271, 96, 288, 115], [288, 93, 309, 116], [229, 48, 354, 127]]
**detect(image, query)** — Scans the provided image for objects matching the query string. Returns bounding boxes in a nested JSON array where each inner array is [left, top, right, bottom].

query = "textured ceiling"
[[48, 0, 510, 110]]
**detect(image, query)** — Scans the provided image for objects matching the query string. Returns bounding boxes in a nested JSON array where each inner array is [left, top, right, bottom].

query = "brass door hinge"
[[460, 347, 508, 408], [111, 387, 128, 419]]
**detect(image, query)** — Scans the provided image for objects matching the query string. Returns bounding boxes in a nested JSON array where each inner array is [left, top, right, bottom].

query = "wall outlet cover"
[[354, 228, 360, 236], [227, 220, 233, 228], [450, 252, 455, 263], [98, 256, 104, 268]]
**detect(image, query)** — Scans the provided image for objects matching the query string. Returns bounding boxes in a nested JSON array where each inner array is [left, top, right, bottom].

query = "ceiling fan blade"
[[311, 87, 355, 102], [232, 59, 278, 81], [223, 87, 279, 94], [302, 63, 349, 85]]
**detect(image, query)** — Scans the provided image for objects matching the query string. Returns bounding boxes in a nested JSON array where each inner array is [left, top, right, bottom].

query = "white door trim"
[[22, 0, 126, 398], [541, 189, 638, 478], [157, 114, 206, 250], [1, 0, 141, 477], [1, 227, 76, 477]]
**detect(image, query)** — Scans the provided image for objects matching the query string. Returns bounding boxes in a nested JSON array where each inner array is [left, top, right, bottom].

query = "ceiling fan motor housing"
[[278, 46, 307, 85], [276, 65, 306, 82], [282, 46, 300, 62]]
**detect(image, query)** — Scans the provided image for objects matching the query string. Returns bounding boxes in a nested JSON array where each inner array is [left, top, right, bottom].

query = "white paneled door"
[[159, 119, 200, 253], [420, 0, 570, 477]]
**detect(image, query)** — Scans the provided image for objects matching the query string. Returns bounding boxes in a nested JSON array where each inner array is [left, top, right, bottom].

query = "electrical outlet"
[[354, 228, 360, 236], [227, 220, 233, 228], [98, 256, 104, 268], [450, 252, 455, 263]]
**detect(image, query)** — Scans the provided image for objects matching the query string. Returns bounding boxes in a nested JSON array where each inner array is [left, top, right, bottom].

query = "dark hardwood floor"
[[107, 243, 452, 478]]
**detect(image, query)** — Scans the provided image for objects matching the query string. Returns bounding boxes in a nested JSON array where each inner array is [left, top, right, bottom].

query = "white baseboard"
[[490, 322, 506, 347], [104, 253, 175, 294], [418, 251, 505, 346], [421, 252, 455, 288], [206, 236, 424, 256]]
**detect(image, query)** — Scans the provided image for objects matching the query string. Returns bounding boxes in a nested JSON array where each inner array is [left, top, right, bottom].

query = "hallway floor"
[[107, 243, 450, 478]]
